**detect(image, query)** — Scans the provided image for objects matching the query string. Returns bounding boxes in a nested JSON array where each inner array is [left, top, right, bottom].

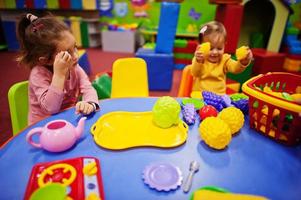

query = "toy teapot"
[[26, 117, 86, 152]]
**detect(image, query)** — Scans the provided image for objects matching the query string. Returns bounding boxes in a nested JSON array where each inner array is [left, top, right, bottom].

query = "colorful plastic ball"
[[199, 105, 218, 120], [218, 107, 244, 135], [199, 117, 232, 150]]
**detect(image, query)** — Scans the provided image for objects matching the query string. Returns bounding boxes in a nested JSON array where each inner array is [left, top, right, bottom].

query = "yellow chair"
[[111, 58, 149, 98], [8, 81, 28, 135]]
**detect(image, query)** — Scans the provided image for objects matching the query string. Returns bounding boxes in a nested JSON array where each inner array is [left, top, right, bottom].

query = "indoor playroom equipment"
[[8, 80, 28, 135], [111, 58, 149, 98], [26, 117, 86, 152], [173, 39, 198, 69], [242, 72, 301, 145], [90, 110, 188, 150], [24, 157, 105, 200], [136, 1, 180, 91], [92, 73, 112, 99]]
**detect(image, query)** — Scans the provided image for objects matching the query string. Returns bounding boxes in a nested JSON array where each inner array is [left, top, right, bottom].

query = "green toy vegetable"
[[152, 96, 181, 128]]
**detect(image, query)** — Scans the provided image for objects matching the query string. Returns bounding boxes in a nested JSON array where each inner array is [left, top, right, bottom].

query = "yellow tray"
[[90, 111, 188, 150]]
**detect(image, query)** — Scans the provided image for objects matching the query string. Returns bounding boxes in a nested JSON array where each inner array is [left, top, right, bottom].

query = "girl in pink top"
[[17, 13, 99, 125]]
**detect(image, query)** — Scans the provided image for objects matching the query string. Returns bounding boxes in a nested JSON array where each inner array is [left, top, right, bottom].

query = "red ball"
[[199, 105, 218, 120]]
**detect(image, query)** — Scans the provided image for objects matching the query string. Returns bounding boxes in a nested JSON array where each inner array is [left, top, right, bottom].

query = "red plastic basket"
[[242, 72, 301, 145]]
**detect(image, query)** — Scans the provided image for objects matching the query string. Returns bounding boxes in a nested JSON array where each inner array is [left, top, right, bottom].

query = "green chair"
[[8, 81, 28, 135]]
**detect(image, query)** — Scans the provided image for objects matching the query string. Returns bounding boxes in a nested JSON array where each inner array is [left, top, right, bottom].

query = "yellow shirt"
[[191, 54, 246, 95]]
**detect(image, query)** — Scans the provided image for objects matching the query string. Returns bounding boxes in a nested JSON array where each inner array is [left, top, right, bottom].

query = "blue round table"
[[0, 98, 301, 200]]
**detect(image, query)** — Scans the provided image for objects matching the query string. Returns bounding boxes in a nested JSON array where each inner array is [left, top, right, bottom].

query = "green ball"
[[152, 96, 181, 128]]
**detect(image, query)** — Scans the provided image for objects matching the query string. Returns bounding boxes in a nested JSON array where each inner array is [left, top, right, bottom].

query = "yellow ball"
[[199, 117, 231, 150], [218, 107, 244, 135]]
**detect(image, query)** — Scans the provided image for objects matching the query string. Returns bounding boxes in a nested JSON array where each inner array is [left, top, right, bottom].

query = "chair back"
[[177, 65, 193, 97], [111, 58, 149, 98], [8, 81, 28, 135]]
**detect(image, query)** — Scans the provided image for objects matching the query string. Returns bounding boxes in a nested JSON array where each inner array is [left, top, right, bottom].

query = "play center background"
[[0, 0, 301, 146]]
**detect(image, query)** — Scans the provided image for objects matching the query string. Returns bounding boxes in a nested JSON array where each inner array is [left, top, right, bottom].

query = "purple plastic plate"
[[142, 163, 183, 191]]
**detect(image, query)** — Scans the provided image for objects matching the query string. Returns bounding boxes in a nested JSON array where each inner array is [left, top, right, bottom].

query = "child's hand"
[[239, 47, 253, 66], [75, 101, 95, 115], [194, 48, 205, 64], [53, 51, 73, 77]]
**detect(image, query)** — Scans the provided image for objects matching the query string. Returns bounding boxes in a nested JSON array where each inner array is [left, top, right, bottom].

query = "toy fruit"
[[236, 46, 248, 60], [231, 99, 249, 115], [199, 105, 218, 120], [291, 93, 301, 103], [218, 107, 244, 135], [182, 104, 196, 125], [202, 91, 226, 111], [198, 42, 211, 55], [152, 96, 181, 128], [199, 117, 231, 150]]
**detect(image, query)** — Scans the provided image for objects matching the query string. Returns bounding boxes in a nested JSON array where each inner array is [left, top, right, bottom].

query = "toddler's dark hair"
[[16, 13, 70, 68], [198, 21, 227, 44]]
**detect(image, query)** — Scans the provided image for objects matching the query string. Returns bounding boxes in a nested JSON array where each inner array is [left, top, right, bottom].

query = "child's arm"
[[225, 47, 253, 74], [29, 68, 65, 114], [34, 51, 73, 114], [52, 51, 72, 90], [75, 66, 99, 115], [191, 45, 206, 77]]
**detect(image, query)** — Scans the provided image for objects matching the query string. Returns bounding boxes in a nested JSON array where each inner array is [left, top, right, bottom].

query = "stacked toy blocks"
[[214, 3, 243, 53], [136, 2, 180, 90], [282, 25, 301, 72], [251, 48, 286, 75], [78, 49, 91, 75], [173, 39, 197, 69]]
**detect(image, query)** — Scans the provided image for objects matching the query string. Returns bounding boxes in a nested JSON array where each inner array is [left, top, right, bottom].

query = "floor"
[[0, 48, 182, 146]]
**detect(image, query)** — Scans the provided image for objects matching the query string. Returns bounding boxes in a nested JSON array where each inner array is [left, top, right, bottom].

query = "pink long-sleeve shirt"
[[28, 65, 98, 125]]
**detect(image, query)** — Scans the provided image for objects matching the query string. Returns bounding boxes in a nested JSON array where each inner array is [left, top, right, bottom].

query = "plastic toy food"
[[202, 91, 226, 111], [182, 104, 196, 125], [91, 111, 188, 150], [198, 42, 211, 55], [199, 117, 231, 150], [236, 46, 248, 60], [29, 183, 67, 200], [152, 96, 181, 128], [231, 99, 249, 115], [26, 117, 86, 152], [142, 162, 183, 191], [218, 107, 244, 135], [182, 98, 205, 110], [199, 105, 218, 120]]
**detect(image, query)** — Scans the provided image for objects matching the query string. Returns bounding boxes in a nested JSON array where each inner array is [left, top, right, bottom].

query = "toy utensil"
[[182, 161, 200, 193]]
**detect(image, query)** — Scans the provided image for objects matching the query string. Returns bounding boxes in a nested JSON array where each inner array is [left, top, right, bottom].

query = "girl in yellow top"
[[191, 21, 253, 95]]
